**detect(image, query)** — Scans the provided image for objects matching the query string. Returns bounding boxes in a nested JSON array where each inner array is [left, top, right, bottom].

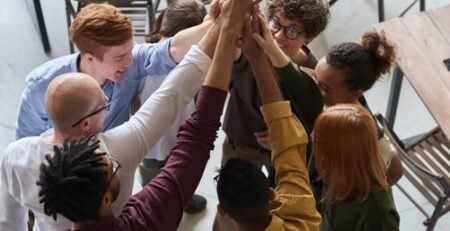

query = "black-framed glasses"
[[72, 96, 110, 127], [106, 156, 121, 189], [268, 18, 303, 40]]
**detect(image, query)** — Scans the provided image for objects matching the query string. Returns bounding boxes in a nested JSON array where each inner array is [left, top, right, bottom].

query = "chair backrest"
[[375, 113, 450, 205], [74, 0, 154, 36]]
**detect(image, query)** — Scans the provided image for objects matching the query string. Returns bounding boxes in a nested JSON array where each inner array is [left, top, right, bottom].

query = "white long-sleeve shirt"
[[137, 73, 195, 161], [0, 45, 211, 231]]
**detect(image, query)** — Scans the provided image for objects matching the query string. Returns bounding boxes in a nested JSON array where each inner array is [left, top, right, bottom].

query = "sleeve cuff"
[[273, 62, 299, 82], [261, 101, 293, 123], [161, 37, 178, 67]]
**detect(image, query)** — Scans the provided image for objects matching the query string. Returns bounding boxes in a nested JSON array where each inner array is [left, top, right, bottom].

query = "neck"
[[237, 216, 272, 231], [71, 219, 102, 230], [79, 55, 106, 86], [50, 128, 66, 144]]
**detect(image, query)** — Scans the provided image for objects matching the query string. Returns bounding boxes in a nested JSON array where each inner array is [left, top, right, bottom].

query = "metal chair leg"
[[386, 67, 404, 128], [420, 0, 425, 11], [378, 0, 385, 22], [33, 0, 51, 53], [65, 0, 75, 53]]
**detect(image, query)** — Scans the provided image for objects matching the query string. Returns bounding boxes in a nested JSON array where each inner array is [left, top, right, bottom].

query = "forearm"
[[121, 86, 227, 231], [261, 102, 310, 190], [202, 26, 238, 90], [261, 101, 321, 229], [274, 62, 323, 132], [266, 43, 289, 68], [197, 22, 221, 59], [247, 55, 283, 104], [170, 20, 213, 63]]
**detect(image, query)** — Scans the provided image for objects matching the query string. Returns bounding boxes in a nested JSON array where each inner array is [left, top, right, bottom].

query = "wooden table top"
[[374, 4, 450, 138]]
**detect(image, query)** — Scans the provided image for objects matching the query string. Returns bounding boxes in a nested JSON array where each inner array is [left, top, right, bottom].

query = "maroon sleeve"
[[116, 86, 227, 231]]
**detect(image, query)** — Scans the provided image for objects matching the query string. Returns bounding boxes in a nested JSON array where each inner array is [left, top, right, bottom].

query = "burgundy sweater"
[[74, 86, 226, 231]]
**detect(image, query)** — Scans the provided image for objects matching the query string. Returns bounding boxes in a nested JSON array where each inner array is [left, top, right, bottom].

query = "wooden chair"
[[65, 0, 156, 53], [375, 113, 450, 231]]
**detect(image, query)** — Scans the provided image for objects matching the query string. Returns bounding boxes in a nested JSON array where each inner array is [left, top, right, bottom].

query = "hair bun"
[[361, 31, 396, 77]]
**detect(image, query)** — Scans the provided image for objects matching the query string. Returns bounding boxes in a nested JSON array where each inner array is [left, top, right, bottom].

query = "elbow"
[[387, 156, 404, 185]]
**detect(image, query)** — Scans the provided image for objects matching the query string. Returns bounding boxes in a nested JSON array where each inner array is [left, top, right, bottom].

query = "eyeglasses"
[[268, 18, 303, 40], [72, 96, 110, 127], [106, 156, 121, 189]]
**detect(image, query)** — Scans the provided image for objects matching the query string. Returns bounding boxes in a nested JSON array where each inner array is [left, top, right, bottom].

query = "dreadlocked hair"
[[36, 136, 109, 222]]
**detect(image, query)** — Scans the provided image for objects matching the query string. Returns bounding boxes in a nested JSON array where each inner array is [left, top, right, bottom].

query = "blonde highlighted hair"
[[70, 3, 133, 58], [313, 104, 388, 202]]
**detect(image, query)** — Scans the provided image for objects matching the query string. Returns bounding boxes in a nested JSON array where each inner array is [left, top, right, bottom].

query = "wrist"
[[267, 46, 289, 68]]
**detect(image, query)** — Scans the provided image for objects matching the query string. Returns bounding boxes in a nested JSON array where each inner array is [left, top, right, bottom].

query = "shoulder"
[[25, 54, 79, 87], [1, 137, 42, 170]]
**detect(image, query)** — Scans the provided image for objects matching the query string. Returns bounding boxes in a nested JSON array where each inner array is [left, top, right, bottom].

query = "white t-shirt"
[[0, 45, 211, 231]]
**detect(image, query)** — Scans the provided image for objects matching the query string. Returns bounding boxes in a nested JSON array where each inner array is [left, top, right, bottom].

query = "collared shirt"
[[0, 46, 211, 231], [15, 39, 176, 139], [72, 86, 227, 231], [261, 101, 322, 231]]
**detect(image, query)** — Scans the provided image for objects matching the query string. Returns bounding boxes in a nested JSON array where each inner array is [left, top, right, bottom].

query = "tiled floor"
[[1, 0, 449, 230]]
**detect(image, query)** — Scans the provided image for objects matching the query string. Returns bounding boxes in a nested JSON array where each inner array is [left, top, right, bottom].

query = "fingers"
[[257, 14, 272, 39]]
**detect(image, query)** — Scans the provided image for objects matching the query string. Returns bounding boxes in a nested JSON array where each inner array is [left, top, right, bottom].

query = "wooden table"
[[374, 4, 450, 139]]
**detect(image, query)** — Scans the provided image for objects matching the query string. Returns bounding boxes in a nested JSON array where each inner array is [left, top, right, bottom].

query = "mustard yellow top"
[[261, 101, 321, 231]]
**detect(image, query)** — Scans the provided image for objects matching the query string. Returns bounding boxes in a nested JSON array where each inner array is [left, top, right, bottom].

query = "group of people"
[[0, 0, 403, 230]]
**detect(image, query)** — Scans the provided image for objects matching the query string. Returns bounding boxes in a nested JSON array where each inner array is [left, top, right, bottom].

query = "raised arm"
[[243, 11, 322, 230], [100, 9, 223, 215], [241, 11, 283, 104], [169, 0, 220, 63], [115, 0, 254, 230]]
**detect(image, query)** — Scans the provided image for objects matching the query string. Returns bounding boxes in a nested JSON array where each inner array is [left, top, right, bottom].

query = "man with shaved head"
[[0, 9, 221, 228], [45, 73, 106, 137]]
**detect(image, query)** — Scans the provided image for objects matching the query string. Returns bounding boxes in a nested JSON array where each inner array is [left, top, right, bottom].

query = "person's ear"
[[79, 119, 91, 133], [350, 89, 363, 101], [83, 52, 96, 64], [268, 187, 276, 201], [102, 190, 113, 208], [217, 203, 226, 216]]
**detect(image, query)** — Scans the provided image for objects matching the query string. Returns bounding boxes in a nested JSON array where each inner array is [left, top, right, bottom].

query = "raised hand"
[[252, 14, 289, 68], [241, 5, 265, 60]]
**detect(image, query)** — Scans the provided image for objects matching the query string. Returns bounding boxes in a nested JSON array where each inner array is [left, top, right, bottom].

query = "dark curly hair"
[[326, 31, 396, 91], [146, 0, 206, 43], [36, 136, 109, 222], [216, 158, 271, 225], [266, 0, 330, 39]]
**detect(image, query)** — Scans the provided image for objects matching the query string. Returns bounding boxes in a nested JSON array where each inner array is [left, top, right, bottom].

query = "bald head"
[[46, 73, 104, 133]]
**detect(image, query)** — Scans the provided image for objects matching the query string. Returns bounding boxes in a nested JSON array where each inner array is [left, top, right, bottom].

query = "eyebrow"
[[273, 16, 303, 31], [113, 53, 128, 59]]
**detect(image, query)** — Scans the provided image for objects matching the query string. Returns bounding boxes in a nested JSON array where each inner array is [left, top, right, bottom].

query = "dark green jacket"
[[316, 184, 400, 231]]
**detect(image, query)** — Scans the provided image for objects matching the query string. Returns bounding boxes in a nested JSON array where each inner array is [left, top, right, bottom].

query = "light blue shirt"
[[15, 39, 177, 139]]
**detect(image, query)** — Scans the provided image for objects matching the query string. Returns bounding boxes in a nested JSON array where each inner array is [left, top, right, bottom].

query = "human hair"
[[70, 3, 133, 58], [36, 136, 109, 222], [266, 0, 330, 39], [146, 0, 206, 43], [216, 159, 271, 225], [326, 31, 396, 91], [313, 104, 388, 202]]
